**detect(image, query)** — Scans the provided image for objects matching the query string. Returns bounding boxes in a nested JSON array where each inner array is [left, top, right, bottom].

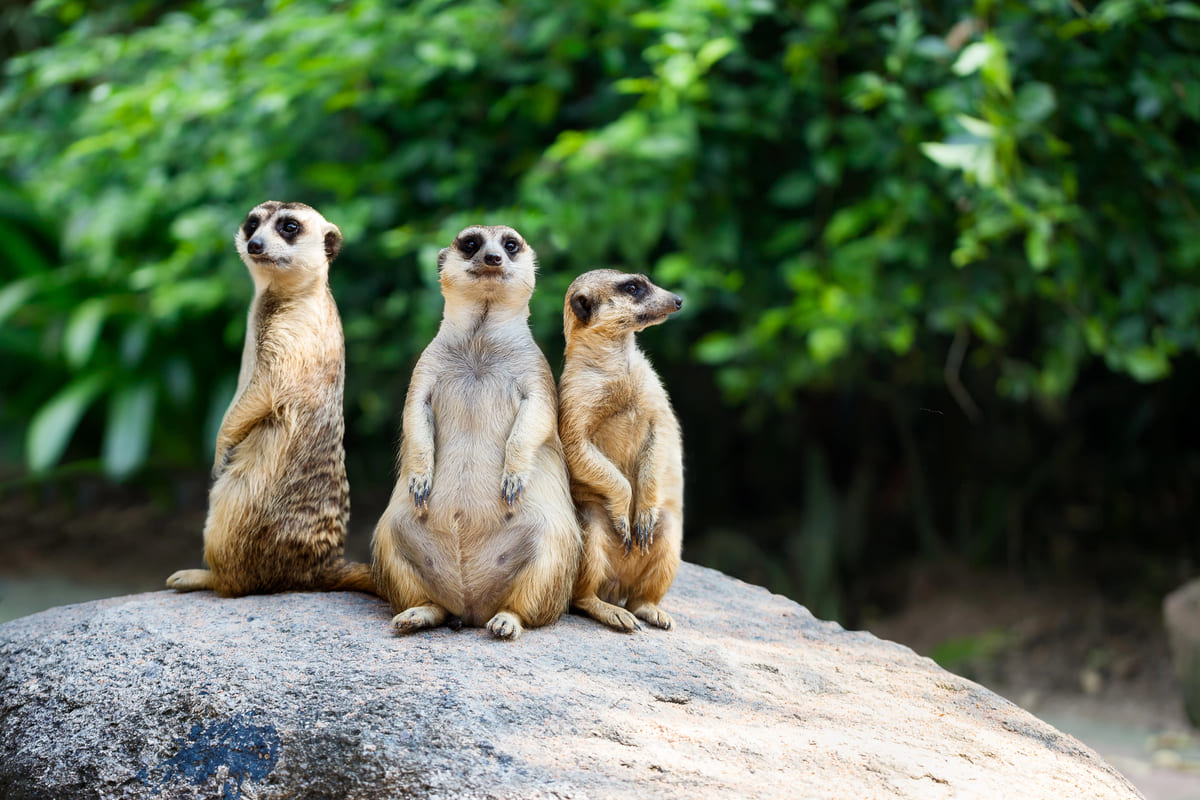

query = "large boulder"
[[1, 563, 1140, 799]]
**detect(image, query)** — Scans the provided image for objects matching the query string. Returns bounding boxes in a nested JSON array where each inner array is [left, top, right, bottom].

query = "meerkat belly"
[[592, 410, 646, 476], [210, 411, 345, 559], [420, 362, 533, 621], [428, 366, 517, 514]]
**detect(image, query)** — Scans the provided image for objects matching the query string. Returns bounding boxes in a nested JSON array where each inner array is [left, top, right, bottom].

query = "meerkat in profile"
[[166, 201, 374, 597], [371, 225, 581, 639], [559, 269, 684, 632]]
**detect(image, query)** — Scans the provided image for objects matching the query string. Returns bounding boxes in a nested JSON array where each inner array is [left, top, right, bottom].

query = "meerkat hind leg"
[[392, 604, 449, 634], [486, 611, 525, 640], [165, 569, 215, 592], [574, 594, 640, 633]]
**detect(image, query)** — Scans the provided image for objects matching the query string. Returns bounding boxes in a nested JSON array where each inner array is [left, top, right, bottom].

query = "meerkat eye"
[[621, 281, 646, 299], [278, 218, 300, 235], [243, 218, 259, 237], [502, 237, 521, 255], [458, 235, 480, 256]]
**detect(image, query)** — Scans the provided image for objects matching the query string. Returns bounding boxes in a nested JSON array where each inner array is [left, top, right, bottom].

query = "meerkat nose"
[[247, 238, 265, 255], [483, 251, 503, 267], [672, 294, 683, 310]]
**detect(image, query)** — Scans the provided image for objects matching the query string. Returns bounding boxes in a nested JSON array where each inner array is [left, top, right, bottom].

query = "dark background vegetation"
[[2, 0, 1198, 625]]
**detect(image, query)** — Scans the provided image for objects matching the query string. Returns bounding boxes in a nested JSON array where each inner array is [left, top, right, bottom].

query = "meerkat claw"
[[611, 515, 632, 554], [501, 473, 525, 507], [634, 514, 654, 552], [409, 474, 432, 510]]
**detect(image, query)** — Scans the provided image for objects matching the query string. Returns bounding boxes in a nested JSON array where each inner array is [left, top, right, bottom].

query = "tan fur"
[[559, 269, 684, 632], [371, 225, 581, 639], [166, 201, 375, 597]]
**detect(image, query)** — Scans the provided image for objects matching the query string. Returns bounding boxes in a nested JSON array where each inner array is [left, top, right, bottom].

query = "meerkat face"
[[235, 201, 342, 279], [437, 225, 536, 300], [564, 269, 683, 338]]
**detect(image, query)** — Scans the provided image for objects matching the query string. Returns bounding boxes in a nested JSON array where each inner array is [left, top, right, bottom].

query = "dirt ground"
[[1, 482, 1196, 799], [865, 561, 1200, 800]]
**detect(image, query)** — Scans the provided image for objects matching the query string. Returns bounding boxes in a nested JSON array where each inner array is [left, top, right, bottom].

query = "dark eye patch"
[[456, 233, 481, 256], [620, 280, 647, 300], [276, 217, 302, 240], [243, 217, 260, 238], [502, 236, 522, 255]]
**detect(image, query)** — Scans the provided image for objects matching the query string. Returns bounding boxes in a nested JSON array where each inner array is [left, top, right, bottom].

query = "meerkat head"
[[235, 201, 342, 288], [564, 269, 683, 343], [436, 225, 536, 308]]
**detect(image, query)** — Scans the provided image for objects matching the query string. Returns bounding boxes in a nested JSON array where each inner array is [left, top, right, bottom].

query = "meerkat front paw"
[[610, 514, 633, 555], [486, 610, 523, 640], [500, 472, 527, 507], [634, 507, 659, 553], [408, 472, 433, 514]]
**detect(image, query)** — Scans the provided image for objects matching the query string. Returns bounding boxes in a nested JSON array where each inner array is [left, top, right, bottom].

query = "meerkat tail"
[[165, 568, 215, 592], [322, 560, 378, 595]]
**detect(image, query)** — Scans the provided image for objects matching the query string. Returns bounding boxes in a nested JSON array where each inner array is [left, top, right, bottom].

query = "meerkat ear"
[[324, 225, 343, 263], [569, 292, 593, 325], [437, 247, 449, 274]]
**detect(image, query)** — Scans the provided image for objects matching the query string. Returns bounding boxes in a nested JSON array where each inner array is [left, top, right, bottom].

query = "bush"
[[2, 0, 1198, 613]]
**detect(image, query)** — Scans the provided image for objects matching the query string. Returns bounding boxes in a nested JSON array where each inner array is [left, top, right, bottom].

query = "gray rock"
[[1164, 577, 1200, 727], [1, 563, 1140, 799]]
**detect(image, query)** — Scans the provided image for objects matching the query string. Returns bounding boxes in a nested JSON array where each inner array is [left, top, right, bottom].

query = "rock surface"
[[1, 563, 1141, 799]]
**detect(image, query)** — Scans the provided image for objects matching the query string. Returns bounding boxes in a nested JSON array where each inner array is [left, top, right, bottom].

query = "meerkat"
[[371, 225, 581, 639], [166, 201, 375, 597], [559, 269, 684, 632]]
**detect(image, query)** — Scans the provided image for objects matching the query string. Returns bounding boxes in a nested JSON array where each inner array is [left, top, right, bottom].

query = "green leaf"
[[823, 205, 874, 246], [808, 327, 848, 364], [654, 253, 691, 283], [63, 298, 107, 369], [884, 322, 916, 355], [1166, 1, 1200, 19], [1124, 346, 1170, 382], [694, 331, 740, 364], [0, 277, 37, 324], [695, 37, 736, 73], [920, 142, 996, 184], [952, 42, 991, 76], [26, 373, 108, 473], [101, 379, 157, 479], [1025, 224, 1052, 272], [1014, 82, 1057, 124], [980, 34, 1012, 97], [956, 115, 995, 139]]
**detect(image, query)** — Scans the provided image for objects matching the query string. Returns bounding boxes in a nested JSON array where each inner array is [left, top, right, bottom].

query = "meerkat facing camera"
[[371, 225, 581, 639], [166, 201, 374, 597], [559, 269, 684, 632]]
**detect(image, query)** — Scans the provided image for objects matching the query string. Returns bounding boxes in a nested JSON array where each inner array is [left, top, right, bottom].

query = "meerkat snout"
[[484, 251, 503, 267]]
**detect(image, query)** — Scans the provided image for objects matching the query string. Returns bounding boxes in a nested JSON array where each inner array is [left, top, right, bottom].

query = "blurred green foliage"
[[2, 0, 1198, 614]]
